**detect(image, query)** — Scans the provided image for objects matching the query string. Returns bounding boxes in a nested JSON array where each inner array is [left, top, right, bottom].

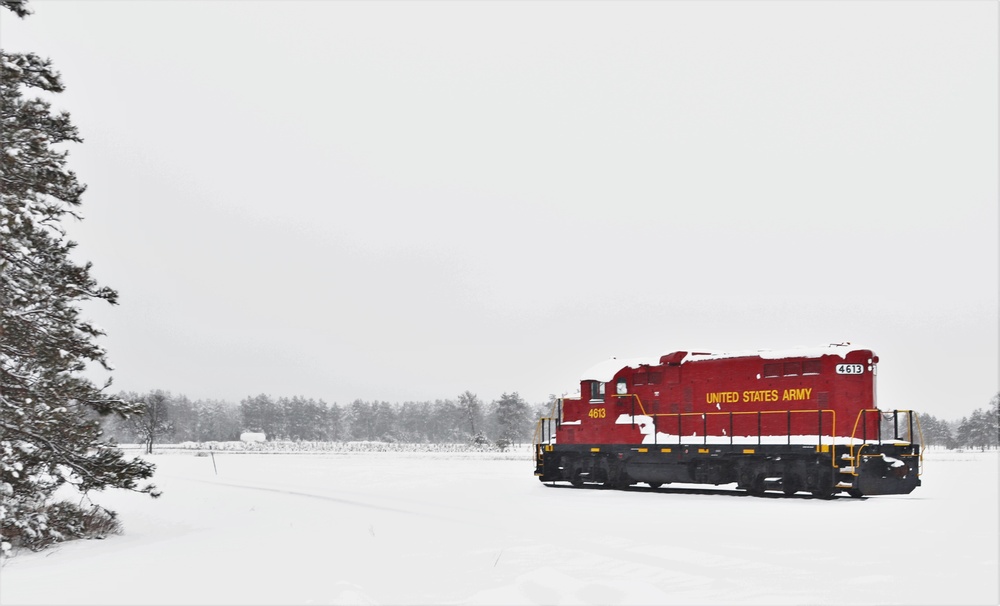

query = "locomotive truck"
[[534, 344, 922, 497]]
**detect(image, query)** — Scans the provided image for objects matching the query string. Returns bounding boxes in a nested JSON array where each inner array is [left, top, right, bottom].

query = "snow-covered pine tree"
[[1, 0, 158, 556], [491, 392, 531, 446], [917, 412, 954, 449], [955, 396, 1000, 451], [458, 390, 484, 440]]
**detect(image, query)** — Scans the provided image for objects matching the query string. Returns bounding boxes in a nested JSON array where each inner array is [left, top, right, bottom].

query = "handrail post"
[[787, 410, 791, 446], [703, 414, 707, 445], [877, 410, 882, 445], [677, 413, 682, 445], [729, 411, 733, 446], [757, 411, 761, 447], [631, 396, 635, 427], [908, 411, 914, 444], [862, 410, 867, 443], [817, 409, 822, 447], [893, 410, 899, 441]]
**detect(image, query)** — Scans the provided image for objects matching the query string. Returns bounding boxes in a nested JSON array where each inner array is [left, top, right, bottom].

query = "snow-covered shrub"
[[1, 500, 121, 556]]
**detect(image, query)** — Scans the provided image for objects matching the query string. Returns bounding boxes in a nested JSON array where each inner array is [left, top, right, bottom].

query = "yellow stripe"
[[698, 448, 709, 454], [590, 447, 600, 453], [661, 448, 672, 453], [638, 448, 648, 453], [743, 449, 755, 454]]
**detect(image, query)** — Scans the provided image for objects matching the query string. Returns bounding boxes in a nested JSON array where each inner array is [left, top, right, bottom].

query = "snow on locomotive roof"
[[684, 342, 871, 363], [579, 356, 662, 383], [579, 343, 871, 382]]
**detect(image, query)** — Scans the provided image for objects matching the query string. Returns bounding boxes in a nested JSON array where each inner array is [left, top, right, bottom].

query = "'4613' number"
[[588, 408, 607, 419], [835, 364, 865, 375]]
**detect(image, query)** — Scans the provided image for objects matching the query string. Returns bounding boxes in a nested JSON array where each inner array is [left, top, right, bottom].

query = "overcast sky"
[[3, 1, 997, 418]]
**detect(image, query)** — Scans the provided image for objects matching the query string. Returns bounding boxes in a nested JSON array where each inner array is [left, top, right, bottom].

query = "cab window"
[[589, 381, 605, 401]]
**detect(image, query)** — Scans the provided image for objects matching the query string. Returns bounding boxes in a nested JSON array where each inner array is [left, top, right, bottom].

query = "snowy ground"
[[1, 448, 996, 605]]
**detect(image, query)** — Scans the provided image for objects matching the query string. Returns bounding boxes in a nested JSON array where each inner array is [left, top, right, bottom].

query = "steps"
[[837, 461, 857, 491]]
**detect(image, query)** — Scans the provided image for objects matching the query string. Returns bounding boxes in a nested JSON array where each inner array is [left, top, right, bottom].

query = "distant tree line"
[[102, 390, 542, 450], [104, 390, 1000, 453], [103, 388, 1000, 454], [918, 392, 999, 451]]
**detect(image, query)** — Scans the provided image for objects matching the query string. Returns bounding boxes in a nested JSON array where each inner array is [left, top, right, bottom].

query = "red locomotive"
[[534, 344, 922, 497]]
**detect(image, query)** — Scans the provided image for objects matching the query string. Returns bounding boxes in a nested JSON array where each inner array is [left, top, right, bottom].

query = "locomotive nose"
[[846, 449, 922, 496]]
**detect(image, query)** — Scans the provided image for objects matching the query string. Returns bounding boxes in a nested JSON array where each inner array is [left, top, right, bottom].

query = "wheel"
[[809, 467, 835, 499], [847, 488, 863, 498], [737, 468, 757, 493], [605, 474, 631, 490], [647, 482, 662, 489], [782, 475, 801, 496]]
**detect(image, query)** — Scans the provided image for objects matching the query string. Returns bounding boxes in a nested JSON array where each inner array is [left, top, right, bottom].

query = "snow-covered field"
[[1, 448, 996, 605]]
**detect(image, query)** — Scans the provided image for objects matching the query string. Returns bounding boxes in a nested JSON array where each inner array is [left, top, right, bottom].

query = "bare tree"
[[129, 391, 172, 454]]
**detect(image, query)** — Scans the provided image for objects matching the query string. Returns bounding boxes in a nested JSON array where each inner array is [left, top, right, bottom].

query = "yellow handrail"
[[532, 398, 562, 446], [544, 396, 926, 479], [611, 394, 837, 467], [846, 408, 924, 477], [912, 412, 925, 476]]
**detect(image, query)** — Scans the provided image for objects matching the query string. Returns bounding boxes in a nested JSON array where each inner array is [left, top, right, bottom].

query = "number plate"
[[835, 364, 865, 375]]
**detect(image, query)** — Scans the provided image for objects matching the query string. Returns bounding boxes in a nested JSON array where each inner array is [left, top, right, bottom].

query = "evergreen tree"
[[370, 401, 397, 441], [0, 0, 157, 555], [397, 401, 430, 442], [239, 394, 280, 438], [991, 392, 1000, 446], [429, 398, 463, 442], [321, 401, 344, 441], [491, 392, 532, 446], [202, 399, 241, 441], [956, 398, 999, 451], [279, 396, 301, 440], [458, 390, 483, 439], [282, 396, 323, 441], [918, 413, 954, 449], [166, 393, 196, 442], [347, 399, 375, 441]]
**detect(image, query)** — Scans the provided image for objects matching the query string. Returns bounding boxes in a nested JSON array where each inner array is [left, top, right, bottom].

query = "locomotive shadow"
[[542, 482, 858, 500]]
